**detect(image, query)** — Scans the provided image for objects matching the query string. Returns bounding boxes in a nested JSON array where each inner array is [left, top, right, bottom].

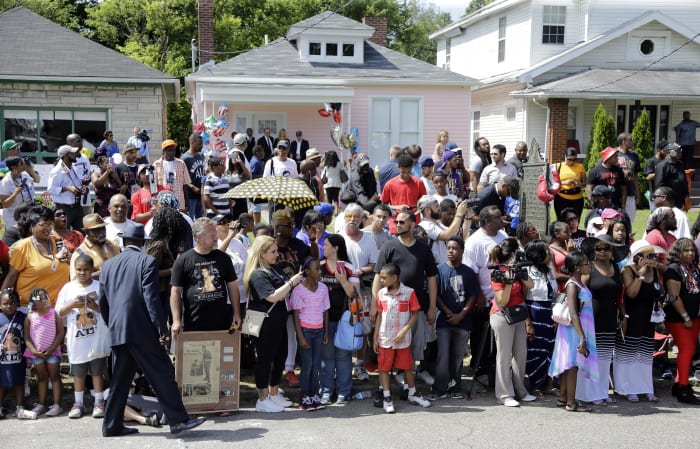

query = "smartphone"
[[336, 261, 345, 274]]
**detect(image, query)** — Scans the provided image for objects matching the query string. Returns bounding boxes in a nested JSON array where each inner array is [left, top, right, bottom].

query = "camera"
[[488, 260, 533, 283], [138, 129, 151, 142], [465, 197, 480, 208]]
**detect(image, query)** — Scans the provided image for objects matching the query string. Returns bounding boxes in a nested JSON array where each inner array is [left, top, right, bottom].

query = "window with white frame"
[[542, 5, 566, 44], [505, 105, 516, 123], [369, 97, 423, 161], [445, 38, 452, 70], [498, 17, 506, 63], [472, 110, 481, 141], [1, 107, 108, 163], [567, 105, 577, 141]]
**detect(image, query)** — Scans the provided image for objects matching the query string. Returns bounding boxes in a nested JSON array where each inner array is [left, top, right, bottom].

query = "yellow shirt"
[[10, 236, 70, 307], [69, 238, 120, 280], [556, 162, 586, 200]]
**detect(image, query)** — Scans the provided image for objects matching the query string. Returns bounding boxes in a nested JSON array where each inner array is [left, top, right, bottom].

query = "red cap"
[[601, 146, 618, 162]]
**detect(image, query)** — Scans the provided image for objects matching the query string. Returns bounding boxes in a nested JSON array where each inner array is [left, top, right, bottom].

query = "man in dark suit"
[[244, 128, 256, 160], [256, 128, 274, 161], [98, 223, 205, 437], [290, 130, 309, 164]]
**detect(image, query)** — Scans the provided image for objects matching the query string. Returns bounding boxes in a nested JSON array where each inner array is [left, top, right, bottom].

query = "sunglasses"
[[395, 220, 407, 225], [641, 253, 657, 259], [594, 246, 611, 252], [344, 214, 362, 221]]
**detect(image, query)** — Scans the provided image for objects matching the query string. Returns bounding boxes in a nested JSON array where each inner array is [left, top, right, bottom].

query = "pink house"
[[185, 11, 478, 167]]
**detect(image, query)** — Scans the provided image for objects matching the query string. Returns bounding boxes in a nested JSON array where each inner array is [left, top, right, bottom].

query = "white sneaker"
[[503, 397, 520, 407], [45, 404, 63, 416], [354, 366, 369, 381], [520, 394, 537, 402], [269, 392, 293, 408], [256, 397, 284, 413], [15, 407, 37, 420], [383, 397, 395, 414], [319, 392, 332, 405], [68, 404, 83, 419], [395, 372, 405, 386], [407, 393, 431, 408], [417, 370, 435, 386]]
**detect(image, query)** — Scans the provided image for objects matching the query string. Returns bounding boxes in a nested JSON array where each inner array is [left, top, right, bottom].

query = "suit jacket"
[[290, 139, 309, 160], [98, 246, 166, 345], [257, 136, 274, 160]]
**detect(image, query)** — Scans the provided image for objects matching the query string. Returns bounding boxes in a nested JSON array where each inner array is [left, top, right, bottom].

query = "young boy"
[[56, 255, 110, 419], [0, 288, 33, 419], [373, 263, 431, 413]]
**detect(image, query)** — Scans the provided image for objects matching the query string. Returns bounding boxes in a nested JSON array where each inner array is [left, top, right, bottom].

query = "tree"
[[167, 89, 194, 154], [631, 108, 654, 206], [584, 104, 617, 171], [0, 0, 87, 30], [466, 0, 495, 15]]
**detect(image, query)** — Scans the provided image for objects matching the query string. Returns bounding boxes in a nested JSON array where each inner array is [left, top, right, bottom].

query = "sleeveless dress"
[[576, 264, 621, 402], [612, 269, 659, 395], [549, 280, 598, 382], [23, 309, 61, 359], [524, 266, 557, 390]]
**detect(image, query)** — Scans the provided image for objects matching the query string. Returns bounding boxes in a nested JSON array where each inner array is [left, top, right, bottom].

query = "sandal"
[[533, 390, 545, 400], [566, 402, 592, 412], [647, 393, 660, 402], [542, 387, 560, 396], [627, 394, 639, 402], [556, 399, 567, 407], [592, 399, 608, 406]]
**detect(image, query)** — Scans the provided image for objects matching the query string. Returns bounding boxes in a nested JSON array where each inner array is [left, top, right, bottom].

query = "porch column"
[[546, 98, 569, 163]]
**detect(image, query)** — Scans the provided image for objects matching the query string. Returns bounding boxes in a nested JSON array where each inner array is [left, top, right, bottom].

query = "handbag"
[[501, 303, 529, 325], [241, 302, 276, 337], [334, 310, 364, 351], [339, 169, 349, 183], [551, 292, 572, 326]]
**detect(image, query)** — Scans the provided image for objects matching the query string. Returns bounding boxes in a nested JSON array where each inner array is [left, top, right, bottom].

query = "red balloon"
[[318, 109, 330, 117], [333, 110, 342, 124]]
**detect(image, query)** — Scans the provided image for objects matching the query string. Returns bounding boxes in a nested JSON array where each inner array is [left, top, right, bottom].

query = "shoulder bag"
[[495, 281, 529, 325], [334, 309, 364, 351], [339, 168, 349, 183], [241, 302, 276, 337], [552, 279, 582, 326]]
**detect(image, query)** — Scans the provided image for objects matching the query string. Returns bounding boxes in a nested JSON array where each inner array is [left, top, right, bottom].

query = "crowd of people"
[[0, 123, 700, 434]]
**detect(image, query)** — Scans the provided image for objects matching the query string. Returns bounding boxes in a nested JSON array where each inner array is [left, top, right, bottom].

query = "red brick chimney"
[[363, 17, 388, 47], [198, 0, 214, 64]]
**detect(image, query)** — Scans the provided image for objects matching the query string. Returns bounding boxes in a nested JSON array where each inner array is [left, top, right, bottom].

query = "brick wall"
[[547, 98, 569, 162], [362, 17, 388, 47], [198, 0, 215, 64], [0, 82, 166, 165]]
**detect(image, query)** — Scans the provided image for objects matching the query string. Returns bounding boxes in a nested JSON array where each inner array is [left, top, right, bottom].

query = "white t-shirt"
[[418, 219, 447, 265], [463, 228, 507, 302], [434, 193, 458, 205], [341, 231, 378, 271], [105, 218, 137, 249], [55, 280, 111, 364], [219, 237, 248, 304], [263, 157, 298, 178], [0, 172, 35, 229]]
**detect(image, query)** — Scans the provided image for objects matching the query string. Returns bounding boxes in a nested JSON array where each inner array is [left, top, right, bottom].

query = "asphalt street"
[[2, 381, 699, 449]]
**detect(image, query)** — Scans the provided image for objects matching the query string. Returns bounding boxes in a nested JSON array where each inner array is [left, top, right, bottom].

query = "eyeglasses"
[[594, 246, 611, 252], [642, 253, 657, 259], [395, 220, 407, 225], [565, 216, 578, 222], [344, 214, 362, 221]]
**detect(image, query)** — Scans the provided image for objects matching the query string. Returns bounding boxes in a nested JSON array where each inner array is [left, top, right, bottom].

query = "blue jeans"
[[433, 327, 469, 394], [320, 321, 353, 397], [300, 327, 324, 396], [188, 198, 202, 221]]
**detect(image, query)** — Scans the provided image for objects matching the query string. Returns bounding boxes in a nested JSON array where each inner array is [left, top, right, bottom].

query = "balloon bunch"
[[329, 125, 359, 152], [194, 103, 230, 149], [318, 102, 342, 124]]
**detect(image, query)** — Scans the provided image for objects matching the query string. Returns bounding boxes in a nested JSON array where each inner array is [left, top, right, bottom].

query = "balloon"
[[214, 139, 227, 151], [204, 115, 217, 130], [340, 135, 350, 150], [323, 103, 332, 112], [332, 110, 342, 124], [318, 109, 330, 118], [330, 125, 343, 148], [213, 127, 225, 137], [200, 130, 210, 144], [217, 103, 229, 118], [350, 127, 360, 152], [216, 118, 228, 129], [194, 122, 206, 134]]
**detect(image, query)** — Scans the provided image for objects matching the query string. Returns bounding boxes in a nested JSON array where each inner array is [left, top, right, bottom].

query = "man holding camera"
[[416, 195, 473, 265], [127, 127, 150, 164], [48, 144, 85, 230], [0, 156, 36, 230]]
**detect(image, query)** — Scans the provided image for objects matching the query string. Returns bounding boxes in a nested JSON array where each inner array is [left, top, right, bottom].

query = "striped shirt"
[[376, 284, 420, 349], [289, 282, 330, 329], [203, 174, 231, 215], [23, 309, 61, 358]]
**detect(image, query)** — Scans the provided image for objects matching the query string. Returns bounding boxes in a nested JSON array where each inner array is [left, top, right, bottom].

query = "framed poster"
[[175, 330, 240, 414]]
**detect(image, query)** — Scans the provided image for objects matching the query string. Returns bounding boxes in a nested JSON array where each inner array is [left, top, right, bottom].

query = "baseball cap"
[[122, 142, 138, 154], [1, 139, 20, 153], [442, 151, 456, 162], [277, 140, 289, 149], [161, 139, 177, 151], [356, 153, 370, 166], [313, 202, 334, 215], [417, 195, 438, 211], [591, 185, 613, 197], [419, 157, 434, 168], [445, 141, 459, 151], [600, 208, 623, 220], [57, 144, 80, 158], [233, 133, 247, 146]]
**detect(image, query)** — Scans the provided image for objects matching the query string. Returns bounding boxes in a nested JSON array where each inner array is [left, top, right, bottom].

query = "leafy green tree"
[[584, 104, 617, 171], [466, 0, 495, 15], [166, 89, 194, 154], [631, 109, 654, 206], [0, 0, 85, 29]]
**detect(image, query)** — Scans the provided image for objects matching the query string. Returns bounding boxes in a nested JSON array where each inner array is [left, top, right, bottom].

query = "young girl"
[[290, 257, 330, 411], [548, 251, 598, 412], [607, 218, 630, 268], [23, 287, 64, 417], [56, 255, 110, 419], [0, 288, 33, 419]]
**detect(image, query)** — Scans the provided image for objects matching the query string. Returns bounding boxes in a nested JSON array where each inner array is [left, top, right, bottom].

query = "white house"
[[430, 0, 700, 162]]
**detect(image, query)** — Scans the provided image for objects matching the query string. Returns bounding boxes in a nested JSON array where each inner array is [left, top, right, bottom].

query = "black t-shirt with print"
[[275, 237, 310, 277], [586, 162, 626, 208], [171, 249, 236, 331]]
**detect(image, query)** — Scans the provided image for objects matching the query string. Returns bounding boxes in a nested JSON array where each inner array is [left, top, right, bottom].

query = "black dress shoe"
[[170, 417, 206, 434], [103, 427, 139, 437]]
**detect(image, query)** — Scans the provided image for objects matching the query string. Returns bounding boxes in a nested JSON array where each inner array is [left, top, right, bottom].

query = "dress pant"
[[103, 341, 188, 434], [490, 312, 528, 401]]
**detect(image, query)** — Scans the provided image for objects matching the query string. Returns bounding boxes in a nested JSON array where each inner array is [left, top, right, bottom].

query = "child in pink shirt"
[[290, 257, 329, 411]]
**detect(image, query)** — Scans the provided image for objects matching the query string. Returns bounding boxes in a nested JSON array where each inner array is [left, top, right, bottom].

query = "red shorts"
[[377, 346, 413, 372]]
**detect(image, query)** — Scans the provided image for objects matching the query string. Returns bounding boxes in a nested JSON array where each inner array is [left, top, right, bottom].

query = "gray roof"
[[511, 69, 700, 99], [0, 7, 177, 86], [287, 11, 374, 38], [189, 37, 477, 86]]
